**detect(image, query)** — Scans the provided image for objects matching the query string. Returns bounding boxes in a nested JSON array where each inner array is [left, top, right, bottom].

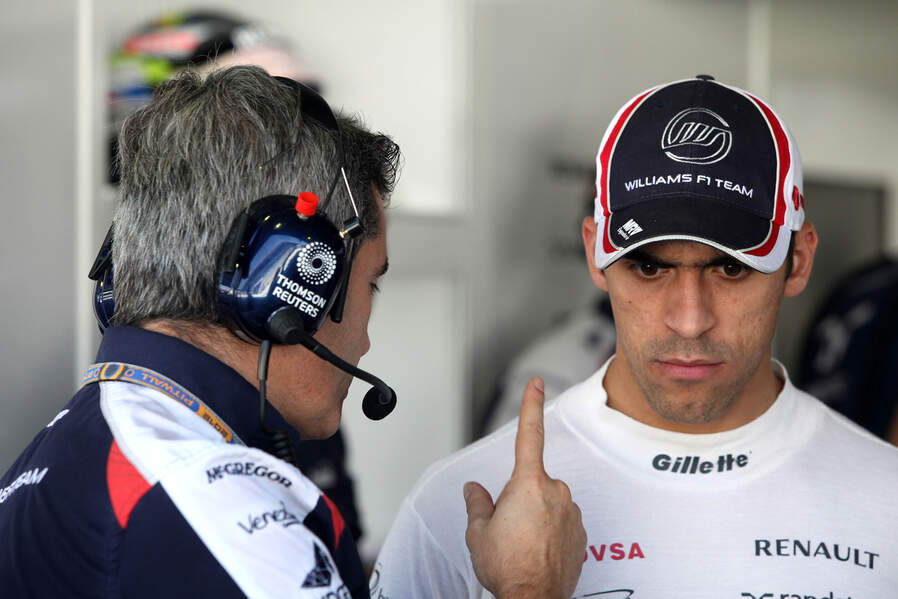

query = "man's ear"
[[784, 222, 818, 297], [582, 216, 609, 292]]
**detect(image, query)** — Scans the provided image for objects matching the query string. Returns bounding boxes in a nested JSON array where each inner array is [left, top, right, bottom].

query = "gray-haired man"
[[0, 66, 585, 598]]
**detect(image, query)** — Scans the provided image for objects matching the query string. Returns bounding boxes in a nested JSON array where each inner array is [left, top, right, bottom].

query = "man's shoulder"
[[122, 458, 360, 597], [124, 439, 363, 596], [796, 385, 898, 481], [99, 374, 364, 595], [375, 419, 524, 590], [412, 420, 520, 502], [813, 392, 898, 456]]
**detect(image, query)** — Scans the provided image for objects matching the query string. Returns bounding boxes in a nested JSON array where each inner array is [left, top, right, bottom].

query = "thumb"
[[463, 481, 495, 528]]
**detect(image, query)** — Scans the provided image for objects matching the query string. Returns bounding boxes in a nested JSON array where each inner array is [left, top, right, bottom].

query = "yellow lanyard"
[[83, 362, 242, 445]]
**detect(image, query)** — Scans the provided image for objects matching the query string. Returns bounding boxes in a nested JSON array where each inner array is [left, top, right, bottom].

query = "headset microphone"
[[268, 308, 397, 421]]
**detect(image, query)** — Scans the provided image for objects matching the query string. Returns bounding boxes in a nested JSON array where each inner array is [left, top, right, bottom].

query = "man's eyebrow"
[[623, 249, 675, 268], [706, 255, 745, 267]]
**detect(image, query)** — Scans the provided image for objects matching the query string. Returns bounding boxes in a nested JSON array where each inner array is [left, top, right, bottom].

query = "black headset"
[[88, 76, 396, 444]]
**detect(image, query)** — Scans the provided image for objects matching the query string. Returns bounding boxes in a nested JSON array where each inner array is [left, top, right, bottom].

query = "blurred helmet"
[[107, 10, 318, 183]]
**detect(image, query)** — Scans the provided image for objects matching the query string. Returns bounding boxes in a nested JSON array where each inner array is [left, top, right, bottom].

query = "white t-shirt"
[[372, 358, 898, 598]]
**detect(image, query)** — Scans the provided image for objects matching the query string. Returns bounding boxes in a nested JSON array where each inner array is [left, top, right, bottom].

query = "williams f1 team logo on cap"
[[661, 108, 733, 165]]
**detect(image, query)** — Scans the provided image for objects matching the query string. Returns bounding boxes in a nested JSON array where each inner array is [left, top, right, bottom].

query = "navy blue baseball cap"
[[593, 75, 805, 274]]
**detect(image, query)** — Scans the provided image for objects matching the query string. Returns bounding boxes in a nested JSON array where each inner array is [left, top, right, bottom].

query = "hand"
[[463, 378, 586, 599]]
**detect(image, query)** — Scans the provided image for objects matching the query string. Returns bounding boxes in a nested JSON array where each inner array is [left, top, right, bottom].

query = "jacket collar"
[[94, 326, 301, 452]]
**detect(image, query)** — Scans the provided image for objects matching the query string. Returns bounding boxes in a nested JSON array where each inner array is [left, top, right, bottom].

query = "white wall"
[[0, 1, 77, 471], [765, 0, 898, 368], [769, 0, 898, 252]]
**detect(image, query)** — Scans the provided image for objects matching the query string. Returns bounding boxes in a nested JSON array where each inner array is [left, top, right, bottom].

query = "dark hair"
[[112, 65, 401, 326]]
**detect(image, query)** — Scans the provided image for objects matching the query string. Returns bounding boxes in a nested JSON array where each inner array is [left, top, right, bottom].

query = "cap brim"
[[600, 195, 785, 273]]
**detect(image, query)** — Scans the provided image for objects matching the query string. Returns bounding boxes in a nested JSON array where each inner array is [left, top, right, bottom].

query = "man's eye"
[[370, 282, 381, 295], [721, 263, 746, 278], [638, 263, 660, 277]]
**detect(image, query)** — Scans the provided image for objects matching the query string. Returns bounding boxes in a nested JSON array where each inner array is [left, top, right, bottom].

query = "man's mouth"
[[654, 358, 723, 381]]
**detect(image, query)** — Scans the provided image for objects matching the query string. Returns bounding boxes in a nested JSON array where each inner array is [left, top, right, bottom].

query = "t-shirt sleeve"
[[370, 497, 481, 599]]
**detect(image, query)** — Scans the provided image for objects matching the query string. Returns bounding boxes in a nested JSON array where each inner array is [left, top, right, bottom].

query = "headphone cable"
[[257, 340, 297, 465]]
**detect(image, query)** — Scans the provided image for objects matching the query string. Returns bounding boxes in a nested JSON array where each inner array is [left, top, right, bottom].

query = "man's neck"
[[140, 320, 259, 390]]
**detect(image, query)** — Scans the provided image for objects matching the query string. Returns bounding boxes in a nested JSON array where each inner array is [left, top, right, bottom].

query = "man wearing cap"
[[371, 76, 898, 597]]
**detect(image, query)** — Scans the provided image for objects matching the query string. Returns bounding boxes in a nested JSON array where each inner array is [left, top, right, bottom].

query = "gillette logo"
[[652, 452, 748, 474]]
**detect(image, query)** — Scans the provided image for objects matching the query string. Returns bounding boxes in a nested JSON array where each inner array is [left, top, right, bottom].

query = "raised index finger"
[[513, 377, 547, 476]]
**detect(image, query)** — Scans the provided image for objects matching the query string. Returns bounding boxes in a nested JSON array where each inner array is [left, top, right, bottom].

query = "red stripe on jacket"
[[107, 440, 151, 528]]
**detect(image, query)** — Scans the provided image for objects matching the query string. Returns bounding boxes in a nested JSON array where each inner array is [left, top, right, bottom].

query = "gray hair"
[[112, 65, 401, 326]]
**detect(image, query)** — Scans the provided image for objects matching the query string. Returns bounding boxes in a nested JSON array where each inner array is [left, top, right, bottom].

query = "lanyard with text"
[[82, 362, 242, 445]]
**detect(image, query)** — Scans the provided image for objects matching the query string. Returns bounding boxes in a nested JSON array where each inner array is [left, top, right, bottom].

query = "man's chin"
[[645, 384, 737, 426]]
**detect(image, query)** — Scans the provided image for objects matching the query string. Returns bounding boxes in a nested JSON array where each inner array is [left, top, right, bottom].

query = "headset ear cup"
[[93, 266, 115, 332], [216, 195, 348, 343], [216, 209, 253, 341], [88, 224, 116, 332]]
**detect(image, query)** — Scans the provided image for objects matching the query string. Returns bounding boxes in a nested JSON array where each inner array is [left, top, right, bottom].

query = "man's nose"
[[663, 271, 716, 339]]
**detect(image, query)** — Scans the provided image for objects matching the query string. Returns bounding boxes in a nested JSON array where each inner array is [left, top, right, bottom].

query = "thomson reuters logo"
[[661, 107, 732, 165], [296, 241, 337, 285]]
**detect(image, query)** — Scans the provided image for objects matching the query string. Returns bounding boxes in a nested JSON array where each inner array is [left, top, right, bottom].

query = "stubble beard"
[[625, 337, 762, 426]]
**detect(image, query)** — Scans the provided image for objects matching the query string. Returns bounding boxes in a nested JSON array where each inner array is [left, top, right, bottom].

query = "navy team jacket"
[[0, 326, 366, 598]]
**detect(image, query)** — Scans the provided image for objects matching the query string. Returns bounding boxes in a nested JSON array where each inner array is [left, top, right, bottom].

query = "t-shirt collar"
[[558, 355, 820, 486]]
